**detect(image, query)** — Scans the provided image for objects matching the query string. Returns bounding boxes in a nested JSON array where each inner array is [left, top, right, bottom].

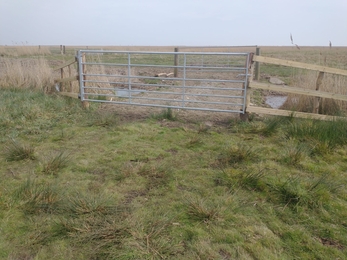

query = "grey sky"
[[1, 0, 346, 46]]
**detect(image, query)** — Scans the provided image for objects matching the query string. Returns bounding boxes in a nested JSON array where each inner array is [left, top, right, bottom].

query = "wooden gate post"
[[254, 47, 261, 81], [68, 64, 72, 92], [60, 68, 64, 92], [313, 71, 324, 114], [240, 53, 254, 121]]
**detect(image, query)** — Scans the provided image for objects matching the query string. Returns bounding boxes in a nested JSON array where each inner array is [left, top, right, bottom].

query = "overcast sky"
[[1, 0, 346, 47]]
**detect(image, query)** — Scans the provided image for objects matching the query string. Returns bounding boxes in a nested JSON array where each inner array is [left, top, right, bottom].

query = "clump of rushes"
[[216, 143, 257, 166], [258, 116, 286, 137], [214, 167, 269, 192], [13, 179, 61, 214], [186, 198, 221, 223], [4, 139, 35, 161], [281, 143, 309, 166], [151, 107, 176, 121], [41, 151, 69, 175], [271, 174, 340, 210], [285, 119, 347, 152], [57, 215, 130, 259], [66, 192, 123, 216]]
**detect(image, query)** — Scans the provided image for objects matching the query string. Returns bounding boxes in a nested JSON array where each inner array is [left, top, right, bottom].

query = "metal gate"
[[77, 50, 252, 113]]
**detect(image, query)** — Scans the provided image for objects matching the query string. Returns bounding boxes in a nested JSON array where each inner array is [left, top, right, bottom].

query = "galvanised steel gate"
[[77, 50, 252, 113]]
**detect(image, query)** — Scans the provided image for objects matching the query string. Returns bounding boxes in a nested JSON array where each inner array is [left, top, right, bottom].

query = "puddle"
[[265, 95, 287, 109], [116, 89, 145, 97]]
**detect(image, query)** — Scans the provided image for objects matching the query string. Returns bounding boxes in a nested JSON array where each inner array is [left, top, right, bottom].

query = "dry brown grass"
[[0, 57, 53, 91], [282, 72, 347, 115]]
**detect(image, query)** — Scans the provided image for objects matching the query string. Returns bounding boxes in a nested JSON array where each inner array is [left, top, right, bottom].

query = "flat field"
[[1, 46, 347, 259]]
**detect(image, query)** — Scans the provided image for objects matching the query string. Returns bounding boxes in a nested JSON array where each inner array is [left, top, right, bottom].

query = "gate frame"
[[76, 50, 253, 114]]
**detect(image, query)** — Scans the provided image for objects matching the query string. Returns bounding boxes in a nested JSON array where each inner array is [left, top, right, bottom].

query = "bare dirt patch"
[[99, 102, 239, 128]]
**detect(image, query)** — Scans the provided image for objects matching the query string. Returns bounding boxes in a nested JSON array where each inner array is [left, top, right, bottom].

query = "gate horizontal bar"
[[82, 99, 244, 113], [82, 75, 245, 84], [80, 50, 249, 56], [83, 62, 247, 71]]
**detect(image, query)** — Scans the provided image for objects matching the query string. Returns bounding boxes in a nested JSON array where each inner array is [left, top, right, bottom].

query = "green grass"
[[1, 88, 347, 259]]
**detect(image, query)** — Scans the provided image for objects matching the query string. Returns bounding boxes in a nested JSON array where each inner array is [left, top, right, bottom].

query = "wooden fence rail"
[[247, 55, 347, 120], [53, 57, 79, 98]]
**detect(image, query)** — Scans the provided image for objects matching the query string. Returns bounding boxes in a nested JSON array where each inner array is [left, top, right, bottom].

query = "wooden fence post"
[[174, 47, 178, 77], [68, 64, 72, 92], [313, 71, 324, 114], [60, 67, 64, 91], [254, 47, 260, 81]]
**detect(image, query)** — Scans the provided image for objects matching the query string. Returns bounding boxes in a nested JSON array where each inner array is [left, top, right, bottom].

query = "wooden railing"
[[53, 57, 79, 99], [246, 55, 347, 120]]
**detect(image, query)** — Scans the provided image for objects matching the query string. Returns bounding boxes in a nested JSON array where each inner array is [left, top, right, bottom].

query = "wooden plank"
[[54, 75, 79, 83], [246, 106, 345, 121], [58, 92, 79, 99], [249, 82, 347, 102], [54, 58, 77, 71], [253, 56, 347, 76]]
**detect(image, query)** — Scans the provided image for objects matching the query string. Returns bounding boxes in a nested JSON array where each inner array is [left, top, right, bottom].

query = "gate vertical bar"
[[81, 52, 89, 108], [182, 53, 187, 107], [77, 50, 85, 107], [127, 52, 131, 103]]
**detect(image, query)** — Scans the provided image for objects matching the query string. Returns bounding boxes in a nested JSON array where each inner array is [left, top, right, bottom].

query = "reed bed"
[[0, 57, 53, 92]]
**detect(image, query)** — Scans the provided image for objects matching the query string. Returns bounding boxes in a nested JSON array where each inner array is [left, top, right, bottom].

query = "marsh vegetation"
[[1, 45, 347, 259]]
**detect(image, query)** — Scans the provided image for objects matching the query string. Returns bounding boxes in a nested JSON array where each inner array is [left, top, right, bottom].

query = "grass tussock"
[[216, 143, 258, 167], [66, 192, 123, 216], [4, 139, 35, 161], [281, 143, 309, 166], [40, 151, 70, 175], [13, 179, 61, 214], [151, 107, 177, 121], [271, 174, 340, 210], [186, 198, 221, 223]]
